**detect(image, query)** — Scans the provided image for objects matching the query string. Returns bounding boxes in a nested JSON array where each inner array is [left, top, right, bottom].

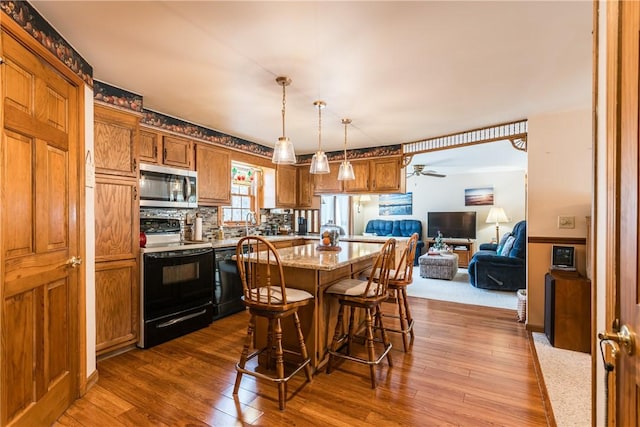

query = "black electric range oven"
[[139, 218, 214, 349]]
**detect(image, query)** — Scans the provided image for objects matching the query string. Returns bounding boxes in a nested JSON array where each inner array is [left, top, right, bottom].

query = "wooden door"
[[195, 143, 231, 205], [1, 29, 80, 425], [607, 1, 640, 424]]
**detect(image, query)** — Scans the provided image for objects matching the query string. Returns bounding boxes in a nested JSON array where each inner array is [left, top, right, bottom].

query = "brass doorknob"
[[67, 256, 82, 268], [598, 324, 635, 356]]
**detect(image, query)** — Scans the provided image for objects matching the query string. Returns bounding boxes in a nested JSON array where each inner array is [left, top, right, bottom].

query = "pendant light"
[[309, 100, 330, 174], [337, 118, 355, 181], [272, 76, 296, 164]]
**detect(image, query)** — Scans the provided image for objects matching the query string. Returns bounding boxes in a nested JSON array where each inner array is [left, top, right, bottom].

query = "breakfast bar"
[[249, 240, 401, 371]]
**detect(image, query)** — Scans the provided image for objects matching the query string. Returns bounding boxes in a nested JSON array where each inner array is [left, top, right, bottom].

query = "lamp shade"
[[337, 161, 355, 180], [310, 151, 330, 174], [272, 136, 296, 164], [486, 207, 509, 224]]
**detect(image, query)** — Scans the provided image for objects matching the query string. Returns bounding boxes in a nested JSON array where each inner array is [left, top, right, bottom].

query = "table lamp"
[[486, 207, 509, 243]]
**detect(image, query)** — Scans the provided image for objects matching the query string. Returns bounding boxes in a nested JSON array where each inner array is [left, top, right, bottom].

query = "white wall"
[[84, 86, 96, 378], [356, 169, 527, 250]]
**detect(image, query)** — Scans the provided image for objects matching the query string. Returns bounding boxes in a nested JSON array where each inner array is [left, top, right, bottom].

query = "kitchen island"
[[247, 240, 399, 371]]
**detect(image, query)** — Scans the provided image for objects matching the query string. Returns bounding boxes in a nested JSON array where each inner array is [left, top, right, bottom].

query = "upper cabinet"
[[138, 127, 193, 170], [94, 105, 139, 178], [276, 165, 298, 207], [313, 156, 405, 195], [313, 163, 343, 194], [195, 143, 231, 205], [297, 167, 320, 209]]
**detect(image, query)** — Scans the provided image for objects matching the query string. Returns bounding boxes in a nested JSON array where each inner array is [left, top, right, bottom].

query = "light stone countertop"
[[211, 234, 407, 249], [237, 241, 385, 271]]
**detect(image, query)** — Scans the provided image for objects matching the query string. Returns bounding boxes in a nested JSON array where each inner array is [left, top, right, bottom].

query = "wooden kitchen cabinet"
[[195, 143, 231, 205], [95, 258, 139, 355], [94, 104, 139, 178], [313, 163, 343, 194], [276, 164, 298, 207], [162, 135, 193, 169], [94, 102, 140, 356], [371, 157, 405, 193], [343, 160, 371, 193], [297, 166, 320, 208], [138, 128, 160, 164]]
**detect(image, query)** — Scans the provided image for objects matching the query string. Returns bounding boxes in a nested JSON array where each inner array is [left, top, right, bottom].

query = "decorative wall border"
[[297, 144, 403, 163], [94, 81, 143, 113], [1, 1, 93, 87]]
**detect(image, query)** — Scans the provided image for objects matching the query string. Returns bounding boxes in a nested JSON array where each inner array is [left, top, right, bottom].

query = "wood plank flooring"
[[56, 298, 550, 426]]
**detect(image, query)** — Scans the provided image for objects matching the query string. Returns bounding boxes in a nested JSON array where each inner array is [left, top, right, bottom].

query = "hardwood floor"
[[56, 298, 549, 426]]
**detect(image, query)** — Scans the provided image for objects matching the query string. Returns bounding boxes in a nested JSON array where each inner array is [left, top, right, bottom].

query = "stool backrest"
[[393, 233, 419, 284], [236, 236, 288, 307], [363, 238, 396, 298]]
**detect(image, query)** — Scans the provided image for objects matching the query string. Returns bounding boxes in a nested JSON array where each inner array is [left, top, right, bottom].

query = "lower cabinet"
[[95, 258, 139, 355]]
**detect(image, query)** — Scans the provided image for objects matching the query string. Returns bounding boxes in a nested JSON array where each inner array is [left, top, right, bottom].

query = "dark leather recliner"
[[365, 219, 424, 265], [467, 220, 526, 291]]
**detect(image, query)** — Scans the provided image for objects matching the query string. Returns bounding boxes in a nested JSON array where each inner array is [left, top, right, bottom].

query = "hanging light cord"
[[281, 83, 286, 137], [343, 120, 349, 160], [317, 103, 323, 151]]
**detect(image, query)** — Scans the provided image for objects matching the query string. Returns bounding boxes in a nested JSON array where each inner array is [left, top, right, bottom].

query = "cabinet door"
[[139, 128, 159, 164], [196, 143, 231, 205], [276, 165, 298, 207], [95, 176, 139, 262], [313, 163, 342, 194], [162, 135, 192, 169], [371, 157, 404, 192], [342, 160, 370, 193], [94, 104, 139, 178], [297, 166, 320, 208], [95, 258, 139, 355]]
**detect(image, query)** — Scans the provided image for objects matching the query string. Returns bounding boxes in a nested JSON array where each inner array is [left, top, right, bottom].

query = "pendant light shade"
[[272, 76, 296, 164], [337, 118, 355, 181], [310, 100, 330, 174]]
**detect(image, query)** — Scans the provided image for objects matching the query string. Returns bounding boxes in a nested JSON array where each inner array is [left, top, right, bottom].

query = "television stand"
[[425, 238, 475, 268]]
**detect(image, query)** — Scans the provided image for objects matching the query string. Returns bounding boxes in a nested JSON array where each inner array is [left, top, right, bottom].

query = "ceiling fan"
[[406, 164, 446, 178]]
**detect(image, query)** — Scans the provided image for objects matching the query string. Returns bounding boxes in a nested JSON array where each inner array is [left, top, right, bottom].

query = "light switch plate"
[[558, 216, 575, 229]]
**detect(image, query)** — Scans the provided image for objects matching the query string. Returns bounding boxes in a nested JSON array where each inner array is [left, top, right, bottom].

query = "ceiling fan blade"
[[422, 171, 446, 178]]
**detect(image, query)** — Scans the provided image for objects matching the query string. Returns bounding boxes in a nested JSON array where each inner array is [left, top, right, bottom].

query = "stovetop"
[[140, 217, 212, 253]]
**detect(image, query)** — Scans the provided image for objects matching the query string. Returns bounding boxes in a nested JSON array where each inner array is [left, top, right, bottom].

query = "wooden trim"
[[82, 370, 99, 395], [528, 332, 558, 427], [526, 323, 545, 333], [528, 236, 587, 245]]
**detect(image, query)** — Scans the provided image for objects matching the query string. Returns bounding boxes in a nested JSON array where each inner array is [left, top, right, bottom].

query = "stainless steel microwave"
[[139, 163, 197, 208]]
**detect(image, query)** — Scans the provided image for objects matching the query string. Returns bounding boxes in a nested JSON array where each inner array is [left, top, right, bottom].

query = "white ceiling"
[[31, 1, 592, 172]]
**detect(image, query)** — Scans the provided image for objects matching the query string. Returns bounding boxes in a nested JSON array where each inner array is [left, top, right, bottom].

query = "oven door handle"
[[156, 309, 207, 329], [145, 248, 213, 259]]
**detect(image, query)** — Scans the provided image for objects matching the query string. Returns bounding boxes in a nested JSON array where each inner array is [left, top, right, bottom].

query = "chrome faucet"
[[245, 211, 256, 236]]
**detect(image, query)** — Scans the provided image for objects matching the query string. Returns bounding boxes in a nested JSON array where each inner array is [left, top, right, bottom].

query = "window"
[[222, 162, 258, 224], [320, 195, 350, 234]]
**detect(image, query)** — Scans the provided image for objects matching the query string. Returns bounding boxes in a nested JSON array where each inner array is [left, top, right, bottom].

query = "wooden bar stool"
[[233, 236, 313, 410], [325, 238, 396, 388], [384, 232, 418, 352]]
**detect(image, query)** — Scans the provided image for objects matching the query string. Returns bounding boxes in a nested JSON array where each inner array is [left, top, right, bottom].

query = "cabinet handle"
[[132, 158, 137, 172], [133, 187, 137, 200], [163, 148, 167, 161], [153, 143, 158, 158]]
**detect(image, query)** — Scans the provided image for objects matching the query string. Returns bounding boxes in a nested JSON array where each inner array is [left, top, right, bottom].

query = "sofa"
[[365, 219, 424, 265], [467, 220, 526, 291]]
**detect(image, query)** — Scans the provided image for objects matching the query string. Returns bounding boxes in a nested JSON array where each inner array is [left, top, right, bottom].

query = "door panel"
[[1, 28, 80, 426]]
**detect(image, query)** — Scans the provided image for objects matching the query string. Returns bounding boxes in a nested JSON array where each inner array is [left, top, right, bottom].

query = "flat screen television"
[[427, 211, 477, 239]]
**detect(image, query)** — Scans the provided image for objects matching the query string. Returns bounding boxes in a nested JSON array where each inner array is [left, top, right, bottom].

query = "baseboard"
[[526, 323, 544, 333], [528, 331, 557, 427], [81, 369, 99, 395]]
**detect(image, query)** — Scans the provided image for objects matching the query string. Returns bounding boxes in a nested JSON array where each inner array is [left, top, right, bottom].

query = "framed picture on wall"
[[464, 187, 494, 206], [379, 192, 412, 215]]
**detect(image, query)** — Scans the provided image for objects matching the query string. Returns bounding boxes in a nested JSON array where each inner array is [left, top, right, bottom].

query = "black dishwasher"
[[213, 247, 245, 320]]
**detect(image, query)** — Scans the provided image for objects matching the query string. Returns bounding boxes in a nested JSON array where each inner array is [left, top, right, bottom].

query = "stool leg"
[[234, 313, 256, 395], [266, 319, 274, 370], [274, 317, 286, 410], [327, 303, 345, 374], [401, 287, 415, 343], [292, 311, 313, 382], [364, 307, 377, 389], [395, 287, 409, 352], [376, 305, 393, 368], [347, 306, 357, 355]]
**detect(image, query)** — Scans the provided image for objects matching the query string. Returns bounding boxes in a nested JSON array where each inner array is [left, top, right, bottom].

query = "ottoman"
[[419, 253, 459, 280]]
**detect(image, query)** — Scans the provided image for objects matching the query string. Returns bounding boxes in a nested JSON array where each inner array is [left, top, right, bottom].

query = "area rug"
[[406, 267, 518, 310]]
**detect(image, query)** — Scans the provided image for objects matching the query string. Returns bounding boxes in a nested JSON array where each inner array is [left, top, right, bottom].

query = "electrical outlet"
[[558, 216, 575, 229]]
